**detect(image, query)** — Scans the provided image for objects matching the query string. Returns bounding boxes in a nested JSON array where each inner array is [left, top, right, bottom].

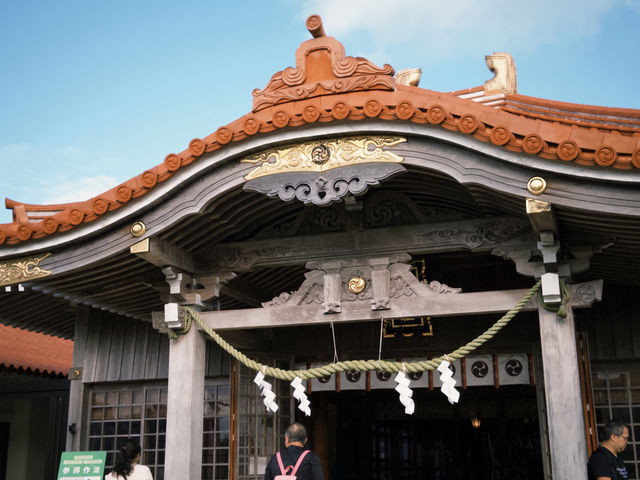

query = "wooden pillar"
[[538, 305, 587, 478], [165, 326, 206, 479], [66, 308, 89, 451], [312, 392, 329, 479]]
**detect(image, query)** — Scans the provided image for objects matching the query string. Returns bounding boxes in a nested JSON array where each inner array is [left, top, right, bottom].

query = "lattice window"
[[202, 384, 231, 479], [89, 381, 230, 480], [593, 369, 640, 479], [89, 386, 166, 479], [236, 362, 292, 480]]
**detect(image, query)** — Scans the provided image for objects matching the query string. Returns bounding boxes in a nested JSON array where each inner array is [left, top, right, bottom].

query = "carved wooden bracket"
[[153, 268, 235, 332], [262, 255, 461, 314], [569, 280, 603, 307]]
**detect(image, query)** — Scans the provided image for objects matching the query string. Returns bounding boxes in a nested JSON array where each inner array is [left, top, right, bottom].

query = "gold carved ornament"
[[242, 135, 406, 180], [348, 276, 366, 294], [0, 253, 53, 287]]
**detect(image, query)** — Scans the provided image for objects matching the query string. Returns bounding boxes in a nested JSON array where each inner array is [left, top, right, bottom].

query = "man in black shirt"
[[264, 423, 324, 480], [588, 420, 629, 480]]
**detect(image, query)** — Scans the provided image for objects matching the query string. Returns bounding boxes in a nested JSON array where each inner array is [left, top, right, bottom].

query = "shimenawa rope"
[[168, 280, 548, 381]]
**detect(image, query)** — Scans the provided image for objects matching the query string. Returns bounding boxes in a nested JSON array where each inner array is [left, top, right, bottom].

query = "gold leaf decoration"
[[242, 136, 407, 180], [0, 253, 52, 287]]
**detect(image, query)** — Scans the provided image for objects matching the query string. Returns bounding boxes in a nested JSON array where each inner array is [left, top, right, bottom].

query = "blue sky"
[[1, 0, 639, 223]]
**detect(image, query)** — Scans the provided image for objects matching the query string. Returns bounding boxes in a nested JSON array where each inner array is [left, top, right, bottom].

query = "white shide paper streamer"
[[437, 360, 460, 404], [254, 371, 279, 413], [394, 371, 415, 415], [291, 377, 311, 416]]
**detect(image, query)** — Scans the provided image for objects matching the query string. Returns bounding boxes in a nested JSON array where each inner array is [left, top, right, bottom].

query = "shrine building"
[[1, 14, 640, 480]]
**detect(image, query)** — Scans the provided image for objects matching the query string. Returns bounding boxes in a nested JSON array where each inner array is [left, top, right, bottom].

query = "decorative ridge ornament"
[[252, 15, 395, 112], [242, 136, 406, 180], [484, 52, 517, 95], [0, 252, 52, 287]]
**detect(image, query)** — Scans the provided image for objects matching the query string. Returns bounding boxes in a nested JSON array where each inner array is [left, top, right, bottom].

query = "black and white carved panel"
[[244, 164, 406, 206]]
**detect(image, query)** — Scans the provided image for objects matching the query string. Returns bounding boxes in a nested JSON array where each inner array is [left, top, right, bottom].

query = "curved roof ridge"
[[1, 15, 639, 247], [505, 93, 640, 118]]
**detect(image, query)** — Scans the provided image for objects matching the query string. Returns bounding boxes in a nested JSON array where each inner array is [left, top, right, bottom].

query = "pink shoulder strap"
[[276, 450, 310, 476], [291, 450, 310, 475], [276, 451, 289, 475]]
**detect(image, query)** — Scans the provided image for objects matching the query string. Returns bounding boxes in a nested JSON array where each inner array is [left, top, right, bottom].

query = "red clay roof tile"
[[0, 323, 73, 376], [1, 14, 639, 246]]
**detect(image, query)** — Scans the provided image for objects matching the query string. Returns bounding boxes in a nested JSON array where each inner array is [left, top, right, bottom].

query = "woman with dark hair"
[[104, 438, 153, 480]]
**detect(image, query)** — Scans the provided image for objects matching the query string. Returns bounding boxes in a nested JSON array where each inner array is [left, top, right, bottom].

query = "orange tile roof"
[[1, 14, 639, 247], [0, 323, 73, 376]]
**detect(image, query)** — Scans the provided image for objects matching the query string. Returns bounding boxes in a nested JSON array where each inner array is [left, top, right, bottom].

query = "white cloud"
[[62, 145, 85, 157], [0, 143, 127, 208], [301, 0, 624, 58], [0, 143, 30, 155], [41, 175, 120, 204]]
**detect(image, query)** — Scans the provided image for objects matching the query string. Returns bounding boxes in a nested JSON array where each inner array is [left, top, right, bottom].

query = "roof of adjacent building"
[[0, 323, 73, 376], [0, 13, 638, 248]]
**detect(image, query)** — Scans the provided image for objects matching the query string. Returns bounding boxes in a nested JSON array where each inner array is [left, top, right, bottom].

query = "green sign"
[[57, 451, 106, 480]]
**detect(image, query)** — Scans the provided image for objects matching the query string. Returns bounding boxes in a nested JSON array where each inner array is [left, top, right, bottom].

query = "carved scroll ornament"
[[244, 164, 406, 206], [243, 136, 407, 206], [242, 136, 406, 180], [0, 253, 52, 287], [420, 218, 531, 249]]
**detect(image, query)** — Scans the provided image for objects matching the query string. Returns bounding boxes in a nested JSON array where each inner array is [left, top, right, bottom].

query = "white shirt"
[[104, 464, 153, 480]]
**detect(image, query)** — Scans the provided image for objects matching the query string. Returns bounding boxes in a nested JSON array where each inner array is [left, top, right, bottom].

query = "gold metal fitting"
[[527, 177, 547, 195], [348, 276, 366, 294], [130, 221, 146, 238]]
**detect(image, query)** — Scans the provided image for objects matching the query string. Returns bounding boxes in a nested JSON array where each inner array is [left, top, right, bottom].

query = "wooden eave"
[[1, 163, 638, 339]]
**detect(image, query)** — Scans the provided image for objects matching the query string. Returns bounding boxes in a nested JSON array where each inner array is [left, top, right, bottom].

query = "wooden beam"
[[202, 289, 534, 330], [220, 277, 272, 307], [199, 281, 600, 330], [526, 198, 559, 237], [130, 237, 198, 274], [200, 280, 602, 330], [204, 216, 533, 270]]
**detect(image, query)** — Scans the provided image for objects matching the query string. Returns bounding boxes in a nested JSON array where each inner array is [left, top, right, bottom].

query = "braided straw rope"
[[178, 281, 542, 381]]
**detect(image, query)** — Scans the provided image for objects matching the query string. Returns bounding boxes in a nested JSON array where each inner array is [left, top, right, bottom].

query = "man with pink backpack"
[[264, 423, 324, 480]]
